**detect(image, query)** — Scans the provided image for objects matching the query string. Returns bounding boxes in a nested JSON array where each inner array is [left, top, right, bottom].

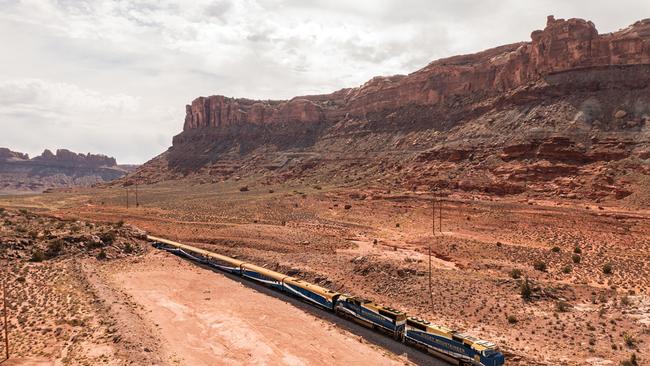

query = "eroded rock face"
[[145, 16, 650, 201], [181, 16, 650, 133], [0, 148, 29, 161], [32, 149, 117, 168]]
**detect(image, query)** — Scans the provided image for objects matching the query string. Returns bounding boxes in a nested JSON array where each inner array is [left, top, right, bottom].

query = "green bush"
[[96, 249, 107, 260], [551, 246, 561, 253], [562, 265, 572, 274], [507, 315, 518, 324], [574, 246, 582, 254]]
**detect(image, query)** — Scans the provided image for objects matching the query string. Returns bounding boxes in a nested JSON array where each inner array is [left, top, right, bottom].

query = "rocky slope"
[[0, 148, 133, 193], [134, 16, 650, 203]]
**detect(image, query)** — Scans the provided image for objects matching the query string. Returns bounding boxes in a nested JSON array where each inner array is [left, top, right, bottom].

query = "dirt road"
[[110, 251, 435, 366]]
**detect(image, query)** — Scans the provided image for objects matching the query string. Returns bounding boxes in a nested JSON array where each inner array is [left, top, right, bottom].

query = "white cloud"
[[0, 78, 138, 116], [0, 0, 649, 163]]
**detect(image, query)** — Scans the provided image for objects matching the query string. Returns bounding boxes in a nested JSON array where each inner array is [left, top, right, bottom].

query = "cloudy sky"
[[1, 0, 648, 163]]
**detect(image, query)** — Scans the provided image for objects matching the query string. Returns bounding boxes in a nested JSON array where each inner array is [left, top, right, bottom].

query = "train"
[[148, 235, 506, 366]]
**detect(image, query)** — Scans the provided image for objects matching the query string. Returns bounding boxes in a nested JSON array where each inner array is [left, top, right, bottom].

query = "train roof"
[[283, 278, 340, 299], [148, 235, 246, 267], [241, 262, 294, 281]]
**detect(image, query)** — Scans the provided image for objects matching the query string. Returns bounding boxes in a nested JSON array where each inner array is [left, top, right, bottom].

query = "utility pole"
[[135, 182, 139, 207], [3, 259, 9, 361], [439, 191, 442, 234]]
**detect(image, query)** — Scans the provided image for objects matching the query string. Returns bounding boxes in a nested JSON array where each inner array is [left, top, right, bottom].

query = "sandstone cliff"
[[0, 148, 131, 193], [137, 16, 650, 203]]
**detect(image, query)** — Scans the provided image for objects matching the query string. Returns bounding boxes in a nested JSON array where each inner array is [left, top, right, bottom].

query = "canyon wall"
[[180, 16, 650, 133], [140, 16, 650, 202]]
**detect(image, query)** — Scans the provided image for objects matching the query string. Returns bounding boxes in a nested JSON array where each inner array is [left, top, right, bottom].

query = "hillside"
[[0, 148, 134, 193], [131, 16, 650, 203]]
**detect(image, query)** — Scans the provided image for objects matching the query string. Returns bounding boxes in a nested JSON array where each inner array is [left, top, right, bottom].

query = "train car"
[[240, 263, 291, 290], [149, 235, 245, 274], [334, 295, 406, 338], [282, 278, 341, 310], [149, 235, 211, 264], [404, 317, 505, 366]]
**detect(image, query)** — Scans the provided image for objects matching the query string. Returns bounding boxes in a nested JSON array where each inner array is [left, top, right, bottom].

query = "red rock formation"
[[0, 148, 29, 161], [32, 149, 117, 168], [148, 16, 650, 202], [0, 148, 128, 193], [181, 16, 650, 132]]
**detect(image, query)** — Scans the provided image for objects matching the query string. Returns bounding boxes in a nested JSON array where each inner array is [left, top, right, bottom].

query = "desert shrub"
[[45, 239, 64, 259], [344, 204, 352, 210], [551, 246, 561, 253], [395, 223, 400, 228], [603, 263, 613, 275], [123, 242, 134, 254], [624, 333, 636, 348], [239, 186, 249, 192], [507, 315, 518, 324], [533, 261, 547, 272], [30, 249, 45, 262], [115, 220, 125, 228], [0, 207, 5, 215], [99, 231, 117, 245], [28, 230, 39, 239], [556, 300, 571, 312], [572, 254, 581, 264], [620, 353, 638, 366], [574, 246, 582, 254], [510, 268, 522, 279], [520, 277, 533, 300], [621, 295, 631, 306], [96, 249, 107, 260], [562, 265, 572, 274]]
